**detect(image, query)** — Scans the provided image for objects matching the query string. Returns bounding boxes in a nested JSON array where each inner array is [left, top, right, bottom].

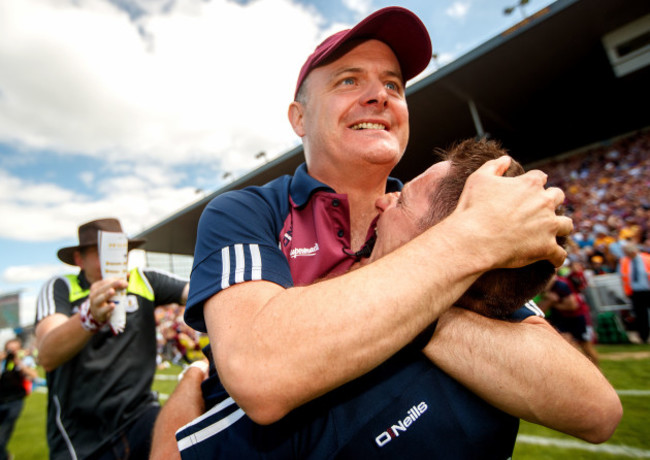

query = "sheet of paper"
[[98, 230, 128, 334]]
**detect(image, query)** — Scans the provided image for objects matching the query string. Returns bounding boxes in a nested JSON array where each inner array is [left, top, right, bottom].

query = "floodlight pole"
[[467, 99, 485, 139]]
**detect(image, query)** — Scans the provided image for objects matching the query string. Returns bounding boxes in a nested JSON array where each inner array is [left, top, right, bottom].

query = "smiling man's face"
[[294, 39, 410, 179]]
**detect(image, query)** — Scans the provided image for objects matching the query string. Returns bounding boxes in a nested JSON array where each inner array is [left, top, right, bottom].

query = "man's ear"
[[288, 101, 306, 137]]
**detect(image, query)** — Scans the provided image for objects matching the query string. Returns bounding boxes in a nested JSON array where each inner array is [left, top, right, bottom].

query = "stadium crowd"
[[539, 129, 650, 272], [155, 304, 206, 369]]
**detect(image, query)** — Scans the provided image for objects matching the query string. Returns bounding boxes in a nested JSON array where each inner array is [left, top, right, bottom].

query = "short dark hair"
[[421, 138, 562, 318]]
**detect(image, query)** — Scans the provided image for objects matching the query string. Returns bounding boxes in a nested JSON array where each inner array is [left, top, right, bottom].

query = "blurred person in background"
[[0, 337, 38, 460], [618, 242, 650, 344], [589, 255, 613, 275], [538, 269, 599, 366], [35, 218, 189, 460]]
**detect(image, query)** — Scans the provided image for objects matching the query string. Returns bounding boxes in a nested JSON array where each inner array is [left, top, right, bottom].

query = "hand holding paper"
[[98, 230, 128, 334]]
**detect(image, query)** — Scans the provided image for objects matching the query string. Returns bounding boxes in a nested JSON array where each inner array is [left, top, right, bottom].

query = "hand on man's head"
[[453, 157, 572, 270]]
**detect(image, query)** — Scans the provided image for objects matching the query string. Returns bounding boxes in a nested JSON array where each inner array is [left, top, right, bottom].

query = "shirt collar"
[[289, 163, 403, 207], [77, 271, 91, 290]]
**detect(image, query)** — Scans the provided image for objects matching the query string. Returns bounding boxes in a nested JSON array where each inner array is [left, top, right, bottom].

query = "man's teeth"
[[351, 122, 386, 130]]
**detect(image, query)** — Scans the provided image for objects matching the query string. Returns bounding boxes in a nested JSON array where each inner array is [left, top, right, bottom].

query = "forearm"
[[150, 365, 207, 460], [423, 307, 622, 443], [208, 220, 486, 424], [35, 313, 94, 372]]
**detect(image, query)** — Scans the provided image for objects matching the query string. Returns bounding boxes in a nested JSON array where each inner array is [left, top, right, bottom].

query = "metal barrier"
[[584, 273, 631, 313]]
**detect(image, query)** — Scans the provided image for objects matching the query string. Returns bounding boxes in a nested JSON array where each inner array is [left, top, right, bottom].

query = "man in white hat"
[[36, 218, 189, 459]]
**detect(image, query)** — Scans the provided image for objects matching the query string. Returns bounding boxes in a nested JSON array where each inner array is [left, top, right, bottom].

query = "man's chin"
[[344, 139, 404, 165]]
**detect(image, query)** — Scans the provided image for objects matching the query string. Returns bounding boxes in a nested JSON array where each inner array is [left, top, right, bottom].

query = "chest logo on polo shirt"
[[290, 242, 320, 259], [375, 401, 428, 447], [125, 295, 139, 313]]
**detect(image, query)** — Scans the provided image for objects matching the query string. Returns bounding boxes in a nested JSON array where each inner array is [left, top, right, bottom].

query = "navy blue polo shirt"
[[176, 346, 524, 459]]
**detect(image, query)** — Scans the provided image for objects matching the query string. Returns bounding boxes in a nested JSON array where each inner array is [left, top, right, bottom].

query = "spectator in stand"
[[590, 255, 613, 275], [618, 242, 650, 344], [0, 337, 38, 460]]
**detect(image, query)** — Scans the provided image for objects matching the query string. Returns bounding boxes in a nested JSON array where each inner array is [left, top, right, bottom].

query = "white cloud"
[[0, 169, 77, 205], [0, 167, 200, 241], [341, 0, 373, 17], [2, 264, 75, 284], [0, 0, 324, 173], [79, 171, 95, 188], [446, 1, 470, 20]]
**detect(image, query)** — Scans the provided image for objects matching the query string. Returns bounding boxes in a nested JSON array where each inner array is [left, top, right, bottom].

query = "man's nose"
[[375, 192, 399, 213], [361, 80, 388, 107]]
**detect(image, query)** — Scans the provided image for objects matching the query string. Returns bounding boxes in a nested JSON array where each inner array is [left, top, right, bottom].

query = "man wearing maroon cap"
[[152, 7, 618, 458]]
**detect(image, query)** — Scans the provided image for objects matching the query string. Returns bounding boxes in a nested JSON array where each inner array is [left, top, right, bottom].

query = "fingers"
[[521, 169, 548, 187], [89, 278, 125, 323], [557, 215, 574, 237], [477, 155, 512, 177], [456, 160, 572, 270], [548, 244, 568, 268], [545, 186, 565, 208]]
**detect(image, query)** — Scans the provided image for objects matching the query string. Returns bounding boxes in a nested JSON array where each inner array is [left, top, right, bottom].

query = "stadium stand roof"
[[136, 0, 650, 255]]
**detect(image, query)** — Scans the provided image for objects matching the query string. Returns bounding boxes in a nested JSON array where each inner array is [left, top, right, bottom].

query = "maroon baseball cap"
[[294, 7, 432, 99]]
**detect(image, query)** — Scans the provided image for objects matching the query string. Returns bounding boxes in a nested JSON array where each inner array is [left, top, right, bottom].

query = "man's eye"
[[342, 77, 355, 86], [385, 81, 399, 91]]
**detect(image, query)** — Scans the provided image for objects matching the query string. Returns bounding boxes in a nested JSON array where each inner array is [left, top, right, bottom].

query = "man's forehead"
[[400, 161, 450, 203], [413, 161, 451, 185], [320, 39, 402, 76]]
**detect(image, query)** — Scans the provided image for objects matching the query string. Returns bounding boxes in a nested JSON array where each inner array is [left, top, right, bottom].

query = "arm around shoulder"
[[422, 308, 622, 443]]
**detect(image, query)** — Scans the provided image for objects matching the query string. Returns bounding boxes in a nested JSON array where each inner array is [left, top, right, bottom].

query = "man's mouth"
[[350, 122, 387, 130]]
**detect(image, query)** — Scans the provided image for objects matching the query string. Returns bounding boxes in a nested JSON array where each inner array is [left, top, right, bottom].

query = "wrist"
[[79, 299, 104, 333], [434, 216, 495, 274]]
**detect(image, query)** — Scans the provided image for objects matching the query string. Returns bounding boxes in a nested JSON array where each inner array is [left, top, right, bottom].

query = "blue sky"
[[0, 0, 555, 326]]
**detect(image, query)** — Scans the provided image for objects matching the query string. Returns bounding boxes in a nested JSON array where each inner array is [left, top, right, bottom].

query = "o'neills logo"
[[375, 402, 428, 447], [290, 243, 319, 259]]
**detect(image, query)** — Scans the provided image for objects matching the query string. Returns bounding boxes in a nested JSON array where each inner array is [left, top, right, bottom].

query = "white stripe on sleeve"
[[249, 244, 262, 280], [234, 244, 245, 284], [221, 247, 231, 290]]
